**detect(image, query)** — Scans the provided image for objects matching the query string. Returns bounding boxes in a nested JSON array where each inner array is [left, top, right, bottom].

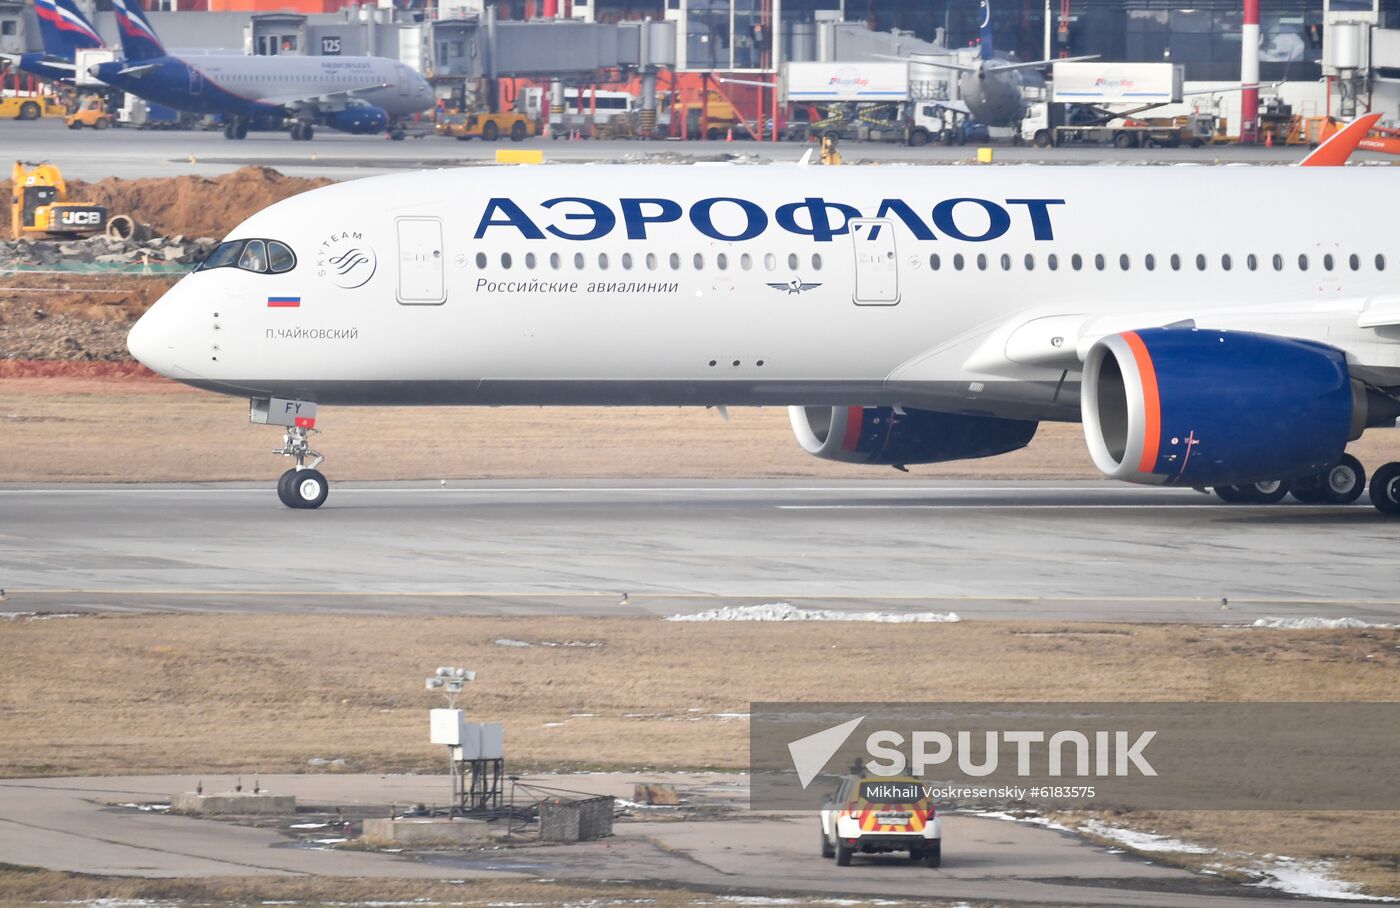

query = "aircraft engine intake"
[[326, 104, 388, 135], [1081, 327, 1356, 487], [789, 405, 1038, 466]]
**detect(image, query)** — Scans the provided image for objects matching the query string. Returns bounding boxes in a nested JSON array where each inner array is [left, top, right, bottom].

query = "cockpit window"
[[197, 238, 298, 275], [200, 240, 244, 271], [268, 241, 296, 273], [238, 240, 268, 273]]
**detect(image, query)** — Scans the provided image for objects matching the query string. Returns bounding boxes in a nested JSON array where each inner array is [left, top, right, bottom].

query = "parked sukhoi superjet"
[[127, 121, 1400, 514], [89, 0, 432, 139], [0, 0, 104, 84]]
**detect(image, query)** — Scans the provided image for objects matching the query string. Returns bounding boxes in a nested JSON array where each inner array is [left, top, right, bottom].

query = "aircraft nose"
[[126, 296, 185, 377]]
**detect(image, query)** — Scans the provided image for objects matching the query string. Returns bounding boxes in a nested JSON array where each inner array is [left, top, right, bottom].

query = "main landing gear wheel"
[[1241, 479, 1290, 504], [1214, 485, 1250, 503], [1370, 462, 1400, 515], [1289, 474, 1325, 504], [1322, 454, 1366, 505], [278, 468, 329, 509]]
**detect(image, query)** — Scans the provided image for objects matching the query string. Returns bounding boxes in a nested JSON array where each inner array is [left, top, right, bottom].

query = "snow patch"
[[493, 638, 533, 647], [1, 611, 80, 621], [969, 810, 1073, 832], [290, 822, 328, 829], [1252, 858, 1398, 901], [1079, 820, 1213, 854], [668, 603, 960, 623], [1250, 616, 1398, 629]]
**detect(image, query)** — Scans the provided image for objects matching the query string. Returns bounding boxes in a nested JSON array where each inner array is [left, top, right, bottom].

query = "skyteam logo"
[[316, 231, 376, 289]]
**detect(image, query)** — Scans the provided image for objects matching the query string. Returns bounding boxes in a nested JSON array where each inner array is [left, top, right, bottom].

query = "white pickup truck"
[[819, 774, 942, 868]]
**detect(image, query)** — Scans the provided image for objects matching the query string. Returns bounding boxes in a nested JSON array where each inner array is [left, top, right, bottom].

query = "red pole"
[[542, 0, 556, 16], [701, 73, 710, 140], [1240, 0, 1260, 143]]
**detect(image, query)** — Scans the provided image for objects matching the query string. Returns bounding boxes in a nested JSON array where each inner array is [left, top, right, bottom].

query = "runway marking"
[[776, 504, 1316, 510], [10, 589, 1400, 606], [0, 485, 1180, 495]]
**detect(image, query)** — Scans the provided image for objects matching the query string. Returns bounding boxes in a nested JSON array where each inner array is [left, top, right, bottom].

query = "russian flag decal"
[[267, 296, 301, 308]]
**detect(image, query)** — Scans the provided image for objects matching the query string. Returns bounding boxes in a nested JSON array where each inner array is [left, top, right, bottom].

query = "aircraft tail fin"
[[978, 0, 994, 60], [111, 0, 166, 62], [35, 0, 105, 60], [1300, 112, 1384, 166]]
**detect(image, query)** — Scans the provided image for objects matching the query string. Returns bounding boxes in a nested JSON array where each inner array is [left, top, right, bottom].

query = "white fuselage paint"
[[184, 54, 431, 117], [128, 164, 1400, 420]]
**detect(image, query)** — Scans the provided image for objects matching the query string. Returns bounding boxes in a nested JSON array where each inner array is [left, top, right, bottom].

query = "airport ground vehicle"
[[0, 94, 67, 120], [439, 110, 536, 142], [10, 161, 108, 238], [119, 95, 190, 129], [66, 95, 112, 129], [1020, 101, 1212, 148], [820, 775, 942, 867]]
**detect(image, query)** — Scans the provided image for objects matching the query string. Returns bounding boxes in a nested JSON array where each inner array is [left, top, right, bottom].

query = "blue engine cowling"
[[325, 104, 388, 135], [789, 406, 1038, 466], [1081, 327, 1356, 487]]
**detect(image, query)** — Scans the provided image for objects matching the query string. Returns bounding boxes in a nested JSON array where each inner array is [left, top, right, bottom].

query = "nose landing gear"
[[251, 397, 330, 509], [274, 424, 329, 509]]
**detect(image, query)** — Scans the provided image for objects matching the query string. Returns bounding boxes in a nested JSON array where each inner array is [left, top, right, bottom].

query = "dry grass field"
[[1, 614, 1397, 897], [5, 371, 1399, 482]]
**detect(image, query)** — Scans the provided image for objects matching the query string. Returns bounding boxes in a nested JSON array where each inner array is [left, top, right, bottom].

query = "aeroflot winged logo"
[[472, 196, 1065, 244], [769, 278, 821, 295], [316, 231, 377, 289]]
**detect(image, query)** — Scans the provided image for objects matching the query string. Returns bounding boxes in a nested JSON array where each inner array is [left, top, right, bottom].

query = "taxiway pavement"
[[3, 479, 1397, 623], [0, 773, 1337, 906]]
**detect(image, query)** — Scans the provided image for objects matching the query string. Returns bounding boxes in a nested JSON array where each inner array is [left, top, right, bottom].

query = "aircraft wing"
[[259, 83, 391, 109], [887, 53, 977, 73], [986, 54, 1100, 72], [717, 76, 777, 88]]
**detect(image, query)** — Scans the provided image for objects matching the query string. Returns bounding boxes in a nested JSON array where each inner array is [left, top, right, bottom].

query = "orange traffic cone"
[[726, 127, 733, 142], [1265, 130, 1274, 148]]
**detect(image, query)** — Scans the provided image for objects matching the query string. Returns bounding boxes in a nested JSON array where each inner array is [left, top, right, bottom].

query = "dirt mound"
[[0, 274, 176, 361], [1, 166, 331, 241], [0, 360, 158, 379]]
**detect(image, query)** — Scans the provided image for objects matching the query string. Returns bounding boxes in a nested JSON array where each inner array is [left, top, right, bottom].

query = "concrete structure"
[[171, 791, 297, 815], [361, 816, 492, 845]]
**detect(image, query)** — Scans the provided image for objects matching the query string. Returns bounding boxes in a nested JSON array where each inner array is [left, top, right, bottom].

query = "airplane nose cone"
[[126, 306, 178, 376]]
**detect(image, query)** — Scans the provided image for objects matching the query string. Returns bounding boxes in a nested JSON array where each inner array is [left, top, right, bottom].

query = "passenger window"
[[670, 253, 681, 270], [930, 254, 940, 270], [238, 240, 268, 272], [1349, 254, 1360, 271], [811, 254, 822, 271], [1272, 254, 1283, 271], [1323, 254, 1335, 271], [1221, 254, 1231, 271], [1144, 253, 1155, 271], [740, 253, 752, 270], [1298, 254, 1309, 271], [574, 252, 585, 269], [1071, 254, 1083, 271], [621, 252, 632, 270], [598, 253, 609, 270], [764, 253, 776, 271], [953, 254, 965, 271], [475, 252, 488, 268], [551, 252, 562, 270], [267, 241, 295, 273], [1378, 254, 1387, 271], [976, 253, 988, 271], [525, 252, 537, 269], [1093, 254, 1105, 271], [1024, 253, 1034, 271], [1118, 254, 1130, 271], [1195, 254, 1207, 271], [646, 253, 658, 270], [1246, 254, 1257, 271], [716, 253, 728, 270], [693, 253, 704, 270], [199, 240, 244, 271], [1000, 253, 1011, 271], [787, 253, 799, 270], [1047, 253, 1058, 271], [1170, 254, 1181, 271]]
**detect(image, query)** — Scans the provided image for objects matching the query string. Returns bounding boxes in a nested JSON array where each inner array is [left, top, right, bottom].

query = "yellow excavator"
[[10, 161, 109, 238]]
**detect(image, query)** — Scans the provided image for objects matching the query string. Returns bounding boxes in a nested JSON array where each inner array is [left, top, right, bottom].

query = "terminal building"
[[3, 0, 1400, 132]]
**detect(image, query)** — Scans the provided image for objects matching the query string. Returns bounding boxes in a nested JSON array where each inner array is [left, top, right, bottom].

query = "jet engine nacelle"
[[789, 405, 1038, 466], [325, 104, 388, 135], [1081, 327, 1356, 487]]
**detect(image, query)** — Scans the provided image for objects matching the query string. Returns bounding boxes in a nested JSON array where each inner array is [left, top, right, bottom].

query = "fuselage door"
[[397, 64, 411, 96], [396, 216, 445, 304], [189, 64, 203, 96], [850, 218, 899, 305]]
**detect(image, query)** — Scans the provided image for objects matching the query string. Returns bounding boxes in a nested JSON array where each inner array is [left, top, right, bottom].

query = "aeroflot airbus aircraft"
[[127, 143, 1400, 513]]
